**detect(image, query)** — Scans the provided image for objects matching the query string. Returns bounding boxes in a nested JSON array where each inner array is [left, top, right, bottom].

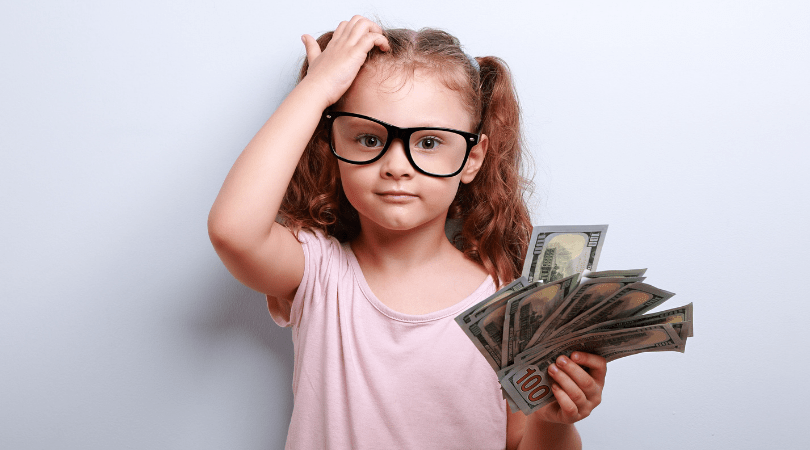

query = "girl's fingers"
[[554, 355, 602, 401], [332, 15, 366, 44], [332, 19, 351, 40], [570, 351, 607, 386], [301, 34, 321, 66], [550, 382, 580, 421], [346, 14, 367, 29], [548, 361, 589, 407], [345, 16, 385, 46], [329, 15, 368, 44], [542, 352, 607, 424], [349, 15, 382, 35], [299, 16, 388, 103], [360, 31, 390, 52], [316, 16, 387, 61]]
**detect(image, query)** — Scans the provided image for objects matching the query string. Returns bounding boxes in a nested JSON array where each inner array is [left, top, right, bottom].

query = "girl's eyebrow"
[[341, 112, 469, 131], [392, 117, 471, 130]]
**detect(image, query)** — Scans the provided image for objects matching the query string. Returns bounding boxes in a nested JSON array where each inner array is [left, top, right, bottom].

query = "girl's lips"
[[376, 191, 418, 202], [377, 190, 417, 196]]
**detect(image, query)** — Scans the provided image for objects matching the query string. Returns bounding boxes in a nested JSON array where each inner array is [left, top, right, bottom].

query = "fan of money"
[[455, 225, 693, 414]]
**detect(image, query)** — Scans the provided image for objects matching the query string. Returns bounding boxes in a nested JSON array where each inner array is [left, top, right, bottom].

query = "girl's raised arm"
[[208, 16, 389, 301]]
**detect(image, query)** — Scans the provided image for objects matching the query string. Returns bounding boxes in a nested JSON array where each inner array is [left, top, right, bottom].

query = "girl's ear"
[[460, 134, 488, 184]]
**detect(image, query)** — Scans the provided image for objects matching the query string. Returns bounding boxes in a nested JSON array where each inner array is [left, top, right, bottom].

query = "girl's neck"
[[349, 216, 490, 316], [350, 219, 456, 273]]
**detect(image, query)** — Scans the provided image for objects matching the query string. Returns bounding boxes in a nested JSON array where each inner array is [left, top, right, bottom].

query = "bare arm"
[[506, 352, 607, 450], [207, 16, 389, 300], [508, 409, 581, 450], [207, 81, 325, 300]]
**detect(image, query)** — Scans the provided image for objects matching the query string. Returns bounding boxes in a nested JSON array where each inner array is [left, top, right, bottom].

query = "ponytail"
[[451, 56, 533, 286]]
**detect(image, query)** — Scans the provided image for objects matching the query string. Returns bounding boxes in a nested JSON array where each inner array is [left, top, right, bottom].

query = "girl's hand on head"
[[532, 352, 607, 425], [300, 15, 390, 107]]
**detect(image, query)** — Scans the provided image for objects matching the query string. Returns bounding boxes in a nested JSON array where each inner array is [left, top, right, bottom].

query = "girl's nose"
[[379, 139, 414, 179]]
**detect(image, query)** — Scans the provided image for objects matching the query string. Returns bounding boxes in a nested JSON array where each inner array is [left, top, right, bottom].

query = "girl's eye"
[[357, 135, 383, 148], [416, 136, 441, 150]]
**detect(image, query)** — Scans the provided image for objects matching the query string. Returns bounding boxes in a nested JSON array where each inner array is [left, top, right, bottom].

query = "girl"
[[208, 16, 606, 450]]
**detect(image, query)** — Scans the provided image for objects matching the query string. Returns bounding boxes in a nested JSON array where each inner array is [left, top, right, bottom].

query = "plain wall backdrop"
[[2, 1, 808, 449]]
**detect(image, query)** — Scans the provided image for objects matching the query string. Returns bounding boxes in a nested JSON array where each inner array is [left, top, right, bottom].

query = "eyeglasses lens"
[[331, 115, 468, 176]]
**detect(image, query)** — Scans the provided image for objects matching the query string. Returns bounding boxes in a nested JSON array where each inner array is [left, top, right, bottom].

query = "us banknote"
[[500, 323, 685, 414], [454, 224, 692, 414], [501, 274, 580, 368], [455, 279, 540, 370], [466, 277, 530, 320], [584, 268, 647, 279], [526, 276, 646, 349], [521, 303, 693, 360], [549, 283, 675, 339], [521, 225, 608, 283]]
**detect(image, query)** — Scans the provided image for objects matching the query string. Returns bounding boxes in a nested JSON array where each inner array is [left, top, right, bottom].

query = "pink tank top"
[[268, 229, 507, 449]]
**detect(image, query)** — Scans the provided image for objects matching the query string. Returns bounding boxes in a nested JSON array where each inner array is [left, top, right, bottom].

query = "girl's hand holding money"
[[507, 352, 606, 449], [540, 351, 606, 424]]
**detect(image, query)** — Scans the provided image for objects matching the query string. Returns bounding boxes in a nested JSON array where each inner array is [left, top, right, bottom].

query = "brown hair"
[[279, 27, 533, 286]]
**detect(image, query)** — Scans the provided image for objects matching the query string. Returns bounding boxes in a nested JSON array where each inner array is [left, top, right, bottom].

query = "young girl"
[[208, 16, 606, 449]]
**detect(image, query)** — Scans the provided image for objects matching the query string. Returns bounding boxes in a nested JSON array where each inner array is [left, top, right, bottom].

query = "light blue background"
[[2, 1, 808, 448]]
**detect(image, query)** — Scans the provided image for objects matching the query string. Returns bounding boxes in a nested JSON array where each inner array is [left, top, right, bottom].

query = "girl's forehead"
[[340, 67, 475, 130]]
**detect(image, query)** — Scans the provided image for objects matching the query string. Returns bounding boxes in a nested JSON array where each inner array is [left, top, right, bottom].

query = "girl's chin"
[[359, 214, 446, 235]]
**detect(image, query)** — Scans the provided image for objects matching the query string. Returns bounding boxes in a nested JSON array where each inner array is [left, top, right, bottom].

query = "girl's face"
[[336, 66, 487, 237]]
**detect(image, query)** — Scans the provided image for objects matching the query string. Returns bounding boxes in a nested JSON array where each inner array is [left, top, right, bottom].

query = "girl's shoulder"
[[293, 227, 345, 262], [266, 227, 346, 326]]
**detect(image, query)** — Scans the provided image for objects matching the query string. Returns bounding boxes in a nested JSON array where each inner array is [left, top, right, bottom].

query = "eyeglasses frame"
[[323, 111, 480, 178]]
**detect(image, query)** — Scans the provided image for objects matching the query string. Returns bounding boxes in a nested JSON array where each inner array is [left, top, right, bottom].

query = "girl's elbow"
[[207, 212, 249, 256], [207, 212, 231, 250]]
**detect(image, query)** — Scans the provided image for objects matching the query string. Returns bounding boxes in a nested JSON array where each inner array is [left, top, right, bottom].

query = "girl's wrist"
[[294, 76, 339, 112], [521, 416, 580, 450], [527, 409, 576, 432]]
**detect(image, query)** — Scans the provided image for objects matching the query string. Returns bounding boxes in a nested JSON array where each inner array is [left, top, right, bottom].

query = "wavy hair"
[[279, 27, 533, 286]]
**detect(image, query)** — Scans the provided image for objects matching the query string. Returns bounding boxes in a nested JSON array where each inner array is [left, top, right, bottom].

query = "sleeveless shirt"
[[268, 230, 507, 449]]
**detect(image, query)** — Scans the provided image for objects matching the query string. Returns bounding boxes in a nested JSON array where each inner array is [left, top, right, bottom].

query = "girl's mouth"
[[376, 190, 418, 202]]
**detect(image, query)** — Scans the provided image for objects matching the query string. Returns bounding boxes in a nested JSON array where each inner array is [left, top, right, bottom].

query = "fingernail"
[[549, 364, 558, 374], [571, 352, 581, 361], [557, 355, 568, 366]]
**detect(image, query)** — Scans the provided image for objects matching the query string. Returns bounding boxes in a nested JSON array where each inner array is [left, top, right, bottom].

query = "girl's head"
[[281, 26, 532, 285]]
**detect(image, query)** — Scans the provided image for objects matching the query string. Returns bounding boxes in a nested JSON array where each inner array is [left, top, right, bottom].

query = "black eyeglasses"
[[323, 111, 480, 177]]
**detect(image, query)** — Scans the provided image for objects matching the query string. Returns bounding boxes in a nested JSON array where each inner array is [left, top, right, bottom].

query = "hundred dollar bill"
[[562, 302, 691, 342], [523, 303, 693, 359], [501, 274, 580, 368], [456, 277, 530, 325], [550, 283, 675, 339], [599, 341, 686, 362], [455, 279, 541, 371], [584, 268, 647, 279], [500, 324, 685, 414], [453, 277, 536, 410], [586, 303, 693, 340], [525, 276, 646, 349], [521, 225, 608, 283], [471, 277, 531, 318]]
